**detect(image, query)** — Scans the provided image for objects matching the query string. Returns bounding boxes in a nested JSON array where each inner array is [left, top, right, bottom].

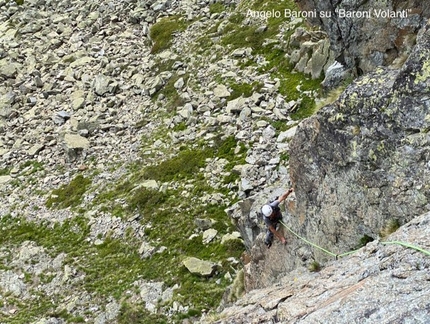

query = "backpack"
[[268, 197, 281, 214]]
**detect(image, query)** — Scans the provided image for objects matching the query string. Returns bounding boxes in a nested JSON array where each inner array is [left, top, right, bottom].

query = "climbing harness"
[[279, 220, 430, 259]]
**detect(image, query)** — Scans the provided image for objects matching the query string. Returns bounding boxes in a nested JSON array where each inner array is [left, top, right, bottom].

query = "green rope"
[[381, 241, 430, 256], [280, 220, 338, 258], [337, 249, 361, 258], [279, 220, 430, 259]]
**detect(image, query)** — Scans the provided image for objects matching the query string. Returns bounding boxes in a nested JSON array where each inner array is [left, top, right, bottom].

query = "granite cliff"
[[296, 0, 430, 87], [220, 11, 430, 324]]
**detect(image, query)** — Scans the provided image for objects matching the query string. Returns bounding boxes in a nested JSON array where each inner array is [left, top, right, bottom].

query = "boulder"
[[182, 257, 217, 277], [202, 228, 218, 244], [27, 144, 44, 157], [221, 231, 242, 244], [0, 175, 12, 185], [194, 218, 215, 231], [213, 84, 230, 98], [226, 97, 248, 114], [93, 74, 111, 96], [139, 179, 159, 190], [63, 133, 90, 160]]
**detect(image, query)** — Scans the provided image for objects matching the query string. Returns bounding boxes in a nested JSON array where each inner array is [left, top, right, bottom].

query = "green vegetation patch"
[[141, 135, 246, 183], [172, 121, 187, 132], [0, 167, 10, 176], [0, 214, 183, 320], [20, 160, 44, 175], [258, 48, 322, 119], [150, 15, 189, 54], [83, 135, 247, 320], [218, 0, 323, 119], [142, 147, 210, 182], [155, 73, 189, 112], [209, 2, 226, 14], [222, 0, 297, 49], [125, 198, 244, 316], [45, 174, 91, 209], [379, 219, 400, 239], [308, 260, 321, 272], [118, 303, 169, 324], [228, 81, 263, 100]]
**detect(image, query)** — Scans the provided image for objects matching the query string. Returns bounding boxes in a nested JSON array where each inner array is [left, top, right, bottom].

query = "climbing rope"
[[279, 220, 430, 259], [380, 241, 430, 256]]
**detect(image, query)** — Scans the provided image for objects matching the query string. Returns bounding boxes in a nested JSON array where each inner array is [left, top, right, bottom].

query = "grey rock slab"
[[138, 179, 159, 190], [221, 232, 242, 244], [174, 77, 184, 89], [213, 84, 230, 98], [0, 270, 26, 297], [71, 90, 86, 110], [202, 228, 218, 244], [139, 281, 164, 313], [194, 218, 215, 231], [182, 257, 217, 277], [93, 74, 111, 96], [0, 62, 19, 78], [0, 175, 12, 184], [226, 96, 248, 114], [27, 144, 45, 156], [63, 133, 90, 149], [138, 242, 156, 259], [277, 126, 297, 142]]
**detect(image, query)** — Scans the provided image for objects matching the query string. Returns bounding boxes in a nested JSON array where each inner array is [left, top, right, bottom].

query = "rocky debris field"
[[0, 0, 329, 322]]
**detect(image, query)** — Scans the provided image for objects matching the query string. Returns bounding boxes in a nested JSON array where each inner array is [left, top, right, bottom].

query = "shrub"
[[308, 261, 321, 272], [155, 73, 189, 112], [173, 122, 187, 132], [118, 302, 168, 324], [379, 219, 400, 239], [209, 2, 226, 14], [128, 188, 168, 215], [228, 269, 245, 302], [149, 15, 189, 54], [356, 234, 374, 249], [0, 167, 10, 176], [227, 81, 263, 100], [142, 148, 212, 182], [45, 174, 91, 209]]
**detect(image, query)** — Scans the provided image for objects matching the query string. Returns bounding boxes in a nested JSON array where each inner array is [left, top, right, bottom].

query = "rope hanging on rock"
[[279, 220, 430, 259]]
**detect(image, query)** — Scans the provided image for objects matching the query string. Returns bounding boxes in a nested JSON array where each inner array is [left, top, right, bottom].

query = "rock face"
[[203, 211, 430, 323], [227, 19, 430, 294], [296, 0, 430, 87], [289, 21, 430, 262]]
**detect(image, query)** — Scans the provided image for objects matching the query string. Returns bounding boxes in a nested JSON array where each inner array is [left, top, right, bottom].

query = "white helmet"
[[262, 205, 273, 217]]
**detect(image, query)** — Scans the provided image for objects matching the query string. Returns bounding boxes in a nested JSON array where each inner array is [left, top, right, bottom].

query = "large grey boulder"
[[63, 133, 90, 160], [182, 257, 217, 277]]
